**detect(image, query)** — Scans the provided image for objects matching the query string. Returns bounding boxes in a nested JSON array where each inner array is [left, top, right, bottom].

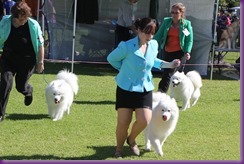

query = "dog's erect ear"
[[174, 71, 180, 75]]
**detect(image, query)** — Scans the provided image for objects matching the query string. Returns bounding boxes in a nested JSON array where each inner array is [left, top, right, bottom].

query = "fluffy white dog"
[[169, 70, 202, 111], [144, 92, 179, 156], [45, 69, 79, 121]]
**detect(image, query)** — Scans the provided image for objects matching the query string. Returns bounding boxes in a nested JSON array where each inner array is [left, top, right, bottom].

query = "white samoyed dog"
[[45, 69, 79, 121], [144, 92, 179, 156], [169, 70, 202, 111]]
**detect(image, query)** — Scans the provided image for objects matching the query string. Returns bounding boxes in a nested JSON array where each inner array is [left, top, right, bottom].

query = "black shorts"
[[115, 86, 152, 110]]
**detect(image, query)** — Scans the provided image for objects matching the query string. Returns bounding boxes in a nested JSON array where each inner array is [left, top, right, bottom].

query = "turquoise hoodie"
[[0, 15, 44, 59]]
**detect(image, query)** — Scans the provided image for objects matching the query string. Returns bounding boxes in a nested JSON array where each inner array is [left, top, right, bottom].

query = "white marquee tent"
[[38, 0, 218, 75]]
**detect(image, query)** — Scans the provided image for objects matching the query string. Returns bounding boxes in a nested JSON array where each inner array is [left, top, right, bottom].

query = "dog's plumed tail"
[[186, 71, 202, 89], [56, 69, 79, 95]]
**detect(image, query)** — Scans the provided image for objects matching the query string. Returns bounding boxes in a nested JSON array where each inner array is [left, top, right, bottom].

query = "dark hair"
[[134, 17, 157, 35], [219, 9, 225, 13], [11, 1, 32, 18]]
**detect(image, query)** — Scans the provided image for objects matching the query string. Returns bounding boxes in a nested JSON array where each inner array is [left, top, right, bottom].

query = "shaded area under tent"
[[39, 0, 223, 78]]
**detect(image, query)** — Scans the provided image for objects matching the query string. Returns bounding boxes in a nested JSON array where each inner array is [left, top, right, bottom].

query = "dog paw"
[[181, 108, 187, 111], [52, 118, 58, 121], [158, 152, 163, 156], [192, 101, 198, 106], [157, 151, 164, 156], [145, 148, 151, 151]]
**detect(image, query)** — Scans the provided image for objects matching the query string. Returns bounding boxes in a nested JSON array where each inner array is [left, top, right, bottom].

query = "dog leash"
[[42, 70, 49, 85], [172, 55, 187, 74], [181, 55, 187, 72]]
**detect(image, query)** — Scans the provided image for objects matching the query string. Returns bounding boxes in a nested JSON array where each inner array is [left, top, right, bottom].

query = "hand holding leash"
[[184, 53, 191, 60], [171, 59, 181, 68], [180, 53, 190, 72]]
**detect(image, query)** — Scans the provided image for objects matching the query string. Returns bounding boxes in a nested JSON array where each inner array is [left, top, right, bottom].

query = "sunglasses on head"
[[171, 11, 180, 14]]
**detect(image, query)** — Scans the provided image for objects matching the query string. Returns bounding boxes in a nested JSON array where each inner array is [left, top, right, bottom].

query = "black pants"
[[114, 24, 131, 48], [158, 50, 185, 93], [0, 54, 35, 117], [216, 27, 224, 46]]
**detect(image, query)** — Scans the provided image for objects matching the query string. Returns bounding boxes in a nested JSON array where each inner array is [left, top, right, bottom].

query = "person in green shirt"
[[154, 2, 193, 93]]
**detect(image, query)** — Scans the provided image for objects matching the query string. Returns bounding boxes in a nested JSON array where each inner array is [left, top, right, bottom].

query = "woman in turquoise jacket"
[[0, 2, 44, 122], [107, 17, 180, 158], [154, 2, 193, 93]]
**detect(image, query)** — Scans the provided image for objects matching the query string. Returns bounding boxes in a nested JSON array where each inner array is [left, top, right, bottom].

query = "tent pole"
[[71, 0, 77, 72], [210, 0, 219, 80], [41, 0, 45, 39], [37, 0, 44, 34]]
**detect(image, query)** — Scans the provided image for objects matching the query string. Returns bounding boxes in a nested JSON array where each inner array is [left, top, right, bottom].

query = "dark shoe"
[[126, 138, 140, 156], [114, 150, 123, 158], [24, 94, 33, 106], [0, 115, 4, 122]]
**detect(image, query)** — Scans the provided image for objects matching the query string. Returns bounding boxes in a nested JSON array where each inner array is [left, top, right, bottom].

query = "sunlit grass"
[[0, 62, 240, 161]]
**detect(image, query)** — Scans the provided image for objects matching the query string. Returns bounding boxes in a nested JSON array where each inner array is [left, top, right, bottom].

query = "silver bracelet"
[[160, 62, 164, 68]]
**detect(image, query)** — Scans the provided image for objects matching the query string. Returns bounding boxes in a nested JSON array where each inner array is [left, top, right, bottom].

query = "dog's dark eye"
[[168, 110, 171, 112]]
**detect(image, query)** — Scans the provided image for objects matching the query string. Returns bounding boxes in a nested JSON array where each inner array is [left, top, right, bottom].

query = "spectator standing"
[[3, 0, 16, 15], [114, 0, 139, 47], [0, 0, 3, 19], [216, 9, 227, 45]]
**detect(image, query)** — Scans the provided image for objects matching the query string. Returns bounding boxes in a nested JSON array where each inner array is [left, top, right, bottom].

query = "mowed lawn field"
[[0, 52, 241, 162]]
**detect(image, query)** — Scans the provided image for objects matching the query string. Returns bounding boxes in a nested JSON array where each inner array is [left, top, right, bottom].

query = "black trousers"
[[216, 27, 224, 46], [0, 54, 35, 117], [158, 50, 185, 93], [114, 24, 131, 48]]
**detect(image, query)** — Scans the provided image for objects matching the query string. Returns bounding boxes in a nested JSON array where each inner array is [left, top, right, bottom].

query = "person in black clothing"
[[0, 0, 3, 20], [114, 0, 139, 48], [216, 9, 227, 46]]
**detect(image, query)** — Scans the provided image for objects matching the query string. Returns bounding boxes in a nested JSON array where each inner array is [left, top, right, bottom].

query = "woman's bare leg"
[[115, 108, 133, 152]]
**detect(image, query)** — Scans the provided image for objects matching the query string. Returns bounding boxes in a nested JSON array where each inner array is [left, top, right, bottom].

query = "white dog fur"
[[144, 92, 179, 156], [169, 70, 202, 111], [45, 69, 79, 121]]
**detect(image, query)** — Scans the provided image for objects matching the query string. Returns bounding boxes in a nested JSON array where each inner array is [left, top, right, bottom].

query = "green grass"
[[0, 58, 240, 161], [223, 51, 240, 64]]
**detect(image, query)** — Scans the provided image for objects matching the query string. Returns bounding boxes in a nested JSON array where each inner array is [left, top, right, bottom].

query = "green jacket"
[[0, 15, 44, 59], [154, 17, 193, 53]]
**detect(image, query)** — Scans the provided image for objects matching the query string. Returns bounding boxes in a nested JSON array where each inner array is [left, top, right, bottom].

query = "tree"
[[219, 0, 240, 10]]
